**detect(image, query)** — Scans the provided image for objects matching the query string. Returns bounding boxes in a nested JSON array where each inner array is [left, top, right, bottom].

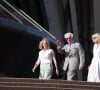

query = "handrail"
[[3, 0, 56, 39], [19, 9, 56, 39], [0, 4, 23, 24]]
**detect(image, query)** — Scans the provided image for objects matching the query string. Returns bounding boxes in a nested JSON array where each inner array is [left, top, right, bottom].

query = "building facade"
[[0, 0, 100, 80]]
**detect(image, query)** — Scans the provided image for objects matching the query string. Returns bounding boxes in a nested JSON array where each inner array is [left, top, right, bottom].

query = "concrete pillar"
[[43, 0, 65, 42], [65, 1, 72, 33], [69, 0, 79, 42], [62, 0, 68, 9], [93, 0, 100, 33], [69, 0, 82, 80]]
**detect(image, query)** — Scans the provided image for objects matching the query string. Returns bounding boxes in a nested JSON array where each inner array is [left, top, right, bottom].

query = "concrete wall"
[[93, 0, 100, 33]]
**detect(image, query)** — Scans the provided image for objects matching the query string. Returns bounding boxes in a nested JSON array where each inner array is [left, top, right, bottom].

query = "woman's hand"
[[32, 64, 38, 72], [32, 68, 35, 72], [56, 68, 59, 75]]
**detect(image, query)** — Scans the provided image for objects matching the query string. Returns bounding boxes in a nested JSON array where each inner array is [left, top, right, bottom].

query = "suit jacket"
[[57, 42, 85, 71]]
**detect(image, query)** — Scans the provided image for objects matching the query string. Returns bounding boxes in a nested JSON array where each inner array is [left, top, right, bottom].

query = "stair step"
[[0, 85, 56, 90], [0, 82, 56, 87], [0, 85, 95, 90], [0, 77, 99, 86], [0, 81, 99, 89], [0, 77, 99, 90]]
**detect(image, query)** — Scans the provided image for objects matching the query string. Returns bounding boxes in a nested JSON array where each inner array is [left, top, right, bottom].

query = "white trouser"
[[39, 63, 53, 79]]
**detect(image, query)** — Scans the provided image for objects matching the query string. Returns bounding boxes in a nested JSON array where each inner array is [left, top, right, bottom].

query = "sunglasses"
[[66, 37, 72, 40], [92, 37, 96, 39]]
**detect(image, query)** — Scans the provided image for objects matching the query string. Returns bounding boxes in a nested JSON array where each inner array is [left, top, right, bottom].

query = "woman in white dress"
[[32, 38, 59, 79], [87, 33, 100, 82]]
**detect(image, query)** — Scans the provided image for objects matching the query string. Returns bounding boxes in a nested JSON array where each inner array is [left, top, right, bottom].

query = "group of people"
[[32, 32, 100, 82]]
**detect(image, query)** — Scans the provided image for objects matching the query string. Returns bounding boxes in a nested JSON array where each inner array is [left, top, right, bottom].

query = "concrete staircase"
[[0, 77, 100, 90]]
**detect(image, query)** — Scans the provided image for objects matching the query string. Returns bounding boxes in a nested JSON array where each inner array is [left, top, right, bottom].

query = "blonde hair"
[[64, 32, 73, 39], [39, 38, 50, 49], [92, 33, 100, 42]]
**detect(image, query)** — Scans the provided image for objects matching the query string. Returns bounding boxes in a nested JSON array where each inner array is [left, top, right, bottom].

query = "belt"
[[65, 55, 74, 58]]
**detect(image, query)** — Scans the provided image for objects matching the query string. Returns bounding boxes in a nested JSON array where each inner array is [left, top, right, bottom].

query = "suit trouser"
[[67, 70, 77, 80]]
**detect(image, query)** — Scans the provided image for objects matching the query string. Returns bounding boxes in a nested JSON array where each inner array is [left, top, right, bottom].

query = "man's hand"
[[56, 40, 61, 47], [79, 66, 84, 71]]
